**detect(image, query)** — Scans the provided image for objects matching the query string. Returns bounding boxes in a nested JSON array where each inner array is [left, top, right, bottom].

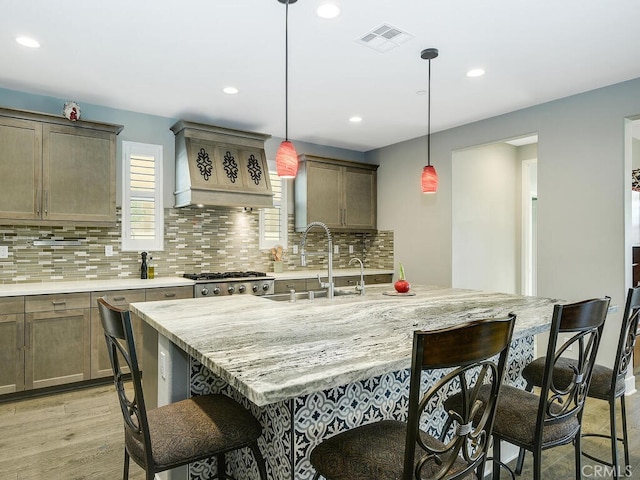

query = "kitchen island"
[[130, 284, 562, 480]]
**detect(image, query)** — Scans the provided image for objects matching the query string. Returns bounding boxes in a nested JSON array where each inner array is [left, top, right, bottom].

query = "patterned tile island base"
[[130, 284, 561, 480], [188, 336, 534, 480]]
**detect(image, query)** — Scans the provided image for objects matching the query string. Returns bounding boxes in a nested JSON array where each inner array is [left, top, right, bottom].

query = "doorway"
[[451, 134, 538, 295]]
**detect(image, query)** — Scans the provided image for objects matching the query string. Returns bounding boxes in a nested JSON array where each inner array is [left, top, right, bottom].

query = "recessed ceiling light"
[[16, 36, 40, 48], [349, 116, 362, 123], [317, 3, 341, 19], [466, 68, 485, 78], [223, 86, 239, 95]]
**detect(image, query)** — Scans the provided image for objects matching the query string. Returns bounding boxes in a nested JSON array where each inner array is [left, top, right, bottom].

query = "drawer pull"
[[112, 296, 126, 302], [52, 300, 66, 306], [164, 293, 176, 298], [286, 284, 295, 289]]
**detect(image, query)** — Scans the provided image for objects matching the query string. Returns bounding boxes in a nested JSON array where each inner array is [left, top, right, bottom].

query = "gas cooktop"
[[183, 271, 269, 281], [184, 271, 275, 297]]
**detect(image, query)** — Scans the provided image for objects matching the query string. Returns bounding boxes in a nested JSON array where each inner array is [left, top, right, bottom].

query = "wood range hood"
[[171, 120, 274, 209]]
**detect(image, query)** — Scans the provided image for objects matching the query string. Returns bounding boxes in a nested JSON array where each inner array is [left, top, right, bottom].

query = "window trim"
[[259, 160, 288, 251], [121, 141, 164, 252]]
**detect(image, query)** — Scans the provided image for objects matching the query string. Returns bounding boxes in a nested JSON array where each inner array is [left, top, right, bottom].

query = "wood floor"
[[1, 379, 640, 479], [0, 382, 147, 480]]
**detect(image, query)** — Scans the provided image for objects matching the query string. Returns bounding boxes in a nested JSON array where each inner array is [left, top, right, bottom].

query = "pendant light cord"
[[427, 57, 432, 167], [284, 0, 290, 142]]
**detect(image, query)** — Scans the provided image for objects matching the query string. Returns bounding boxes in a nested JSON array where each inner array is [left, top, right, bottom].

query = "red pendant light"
[[276, 140, 298, 177], [420, 48, 439, 193], [276, 0, 298, 178], [421, 165, 438, 192]]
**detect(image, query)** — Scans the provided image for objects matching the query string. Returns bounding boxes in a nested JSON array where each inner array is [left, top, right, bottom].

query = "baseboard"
[[483, 441, 519, 477], [625, 375, 637, 395]]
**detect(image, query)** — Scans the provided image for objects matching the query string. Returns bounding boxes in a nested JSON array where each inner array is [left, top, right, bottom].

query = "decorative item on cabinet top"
[[171, 120, 274, 209], [62, 101, 81, 121]]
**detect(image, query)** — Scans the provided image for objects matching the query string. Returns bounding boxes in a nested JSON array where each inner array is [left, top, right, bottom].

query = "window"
[[259, 161, 288, 250], [122, 141, 163, 251]]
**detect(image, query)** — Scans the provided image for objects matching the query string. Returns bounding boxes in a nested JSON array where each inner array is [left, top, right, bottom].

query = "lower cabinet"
[[274, 279, 308, 294], [90, 289, 145, 379], [145, 285, 193, 302], [364, 273, 392, 284], [275, 273, 393, 294], [0, 297, 25, 394], [335, 274, 392, 288], [334, 276, 360, 288], [0, 284, 195, 396], [90, 286, 193, 379], [24, 293, 91, 390]]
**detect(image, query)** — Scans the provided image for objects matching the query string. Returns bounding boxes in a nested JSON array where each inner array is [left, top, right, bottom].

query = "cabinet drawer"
[[0, 296, 25, 315], [335, 276, 360, 288], [145, 286, 193, 302], [91, 289, 145, 308], [25, 292, 90, 313], [274, 279, 307, 294], [364, 274, 393, 284]]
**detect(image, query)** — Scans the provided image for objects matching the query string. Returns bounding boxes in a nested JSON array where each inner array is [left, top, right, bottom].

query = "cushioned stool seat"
[[125, 393, 263, 472], [522, 357, 625, 401], [309, 420, 474, 480]]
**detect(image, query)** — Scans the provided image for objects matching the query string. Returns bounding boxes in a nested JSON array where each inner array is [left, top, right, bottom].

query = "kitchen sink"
[[262, 289, 360, 302]]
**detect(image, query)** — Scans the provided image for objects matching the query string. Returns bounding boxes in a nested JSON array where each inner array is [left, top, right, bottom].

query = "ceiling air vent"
[[356, 23, 414, 52]]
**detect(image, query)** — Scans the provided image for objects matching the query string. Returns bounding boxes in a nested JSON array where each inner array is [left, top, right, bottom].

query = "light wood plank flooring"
[[0, 383, 146, 480], [1, 379, 640, 479]]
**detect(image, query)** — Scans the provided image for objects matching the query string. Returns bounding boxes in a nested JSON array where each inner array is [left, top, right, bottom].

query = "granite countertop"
[[0, 277, 195, 297], [130, 284, 562, 407], [270, 268, 393, 281], [0, 269, 393, 297]]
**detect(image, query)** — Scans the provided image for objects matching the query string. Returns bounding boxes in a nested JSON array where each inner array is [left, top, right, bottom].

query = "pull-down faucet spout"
[[300, 222, 334, 299], [349, 257, 365, 296]]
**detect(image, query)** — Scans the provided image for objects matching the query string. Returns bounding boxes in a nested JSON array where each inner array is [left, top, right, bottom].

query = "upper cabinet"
[[295, 155, 378, 232], [171, 120, 274, 209], [0, 107, 122, 225]]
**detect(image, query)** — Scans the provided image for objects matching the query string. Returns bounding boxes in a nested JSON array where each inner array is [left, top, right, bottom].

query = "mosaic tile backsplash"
[[0, 207, 394, 283]]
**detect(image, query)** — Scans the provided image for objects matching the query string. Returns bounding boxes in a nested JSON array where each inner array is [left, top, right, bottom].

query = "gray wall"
[[367, 77, 640, 367]]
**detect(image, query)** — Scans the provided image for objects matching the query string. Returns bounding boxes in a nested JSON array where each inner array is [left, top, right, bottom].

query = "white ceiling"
[[2, 0, 640, 151]]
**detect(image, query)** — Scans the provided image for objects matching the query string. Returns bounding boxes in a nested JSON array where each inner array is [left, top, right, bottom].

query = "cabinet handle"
[[286, 284, 295, 289], [112, 296, 126, 302], [347, 280, 356, 285], [164, 293, 176, 298], [44, 191, 48, 216], [52, 300, 66, 306], [36, 188, 41, 217]]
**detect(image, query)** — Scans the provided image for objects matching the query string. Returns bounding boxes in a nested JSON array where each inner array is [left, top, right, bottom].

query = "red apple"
[[395, 263, 410, 293], [394, 279, 411, 293]]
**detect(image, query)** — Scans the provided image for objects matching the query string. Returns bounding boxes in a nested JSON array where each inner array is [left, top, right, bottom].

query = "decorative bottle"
[[141, 251, 148, 279]]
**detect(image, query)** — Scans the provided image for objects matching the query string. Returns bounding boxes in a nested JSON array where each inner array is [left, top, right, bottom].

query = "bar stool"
[[519, 288, 639, 479], [309, 314, 516, 480], [447, 297, 609, 480], [97, 297, 268, 480]]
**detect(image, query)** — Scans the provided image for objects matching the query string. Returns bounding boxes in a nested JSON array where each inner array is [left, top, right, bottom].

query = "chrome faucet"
[[300, 222, 334, 299], [349, 257, 365, 296]]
